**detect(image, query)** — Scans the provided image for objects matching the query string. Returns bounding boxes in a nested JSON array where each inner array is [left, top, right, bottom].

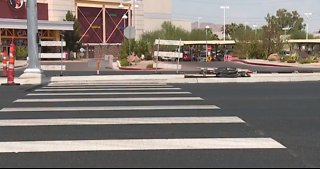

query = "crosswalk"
[[0, 82, 286, 154]]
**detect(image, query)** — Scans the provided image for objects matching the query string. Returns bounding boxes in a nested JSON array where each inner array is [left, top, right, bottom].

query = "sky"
[[172, 0, 320, 32]]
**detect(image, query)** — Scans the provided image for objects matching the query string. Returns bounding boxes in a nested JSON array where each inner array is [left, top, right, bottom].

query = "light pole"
[[122, 14, 128, 41], [205, 25, 210, 62], [198, 17, 203, 29], [60, 34, 64, 76], [253, 24, 257, 40], [122, 14, 128, 28], [24, 0, 41, 74], [220, 6, 229, 41], [304, 13, 312, 40], [282, 27, 292, 42]]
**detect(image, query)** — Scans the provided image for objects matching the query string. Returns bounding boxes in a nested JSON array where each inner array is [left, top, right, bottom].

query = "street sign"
[[80, 48, 85, 53], [124, 26, 136, 39]]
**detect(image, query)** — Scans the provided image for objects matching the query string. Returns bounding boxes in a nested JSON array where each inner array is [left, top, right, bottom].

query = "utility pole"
[[220, 6, 229, 41], [24, 0, 41, 74], [304, 13, 312, 40]]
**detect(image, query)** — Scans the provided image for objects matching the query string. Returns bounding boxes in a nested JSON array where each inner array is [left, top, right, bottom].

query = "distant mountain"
[[191, 22, 223, 32], [192, 22, 224, 39]]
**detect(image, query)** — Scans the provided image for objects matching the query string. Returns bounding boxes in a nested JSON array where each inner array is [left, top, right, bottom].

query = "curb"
[[119, 67, 162, 71], [233, 59, 294, 68]]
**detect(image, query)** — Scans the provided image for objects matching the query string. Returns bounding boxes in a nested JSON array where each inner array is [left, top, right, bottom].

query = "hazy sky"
[[172, 0, 320, 32]]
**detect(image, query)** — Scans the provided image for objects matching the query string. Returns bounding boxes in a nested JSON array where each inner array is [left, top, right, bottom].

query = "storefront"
[[0, 0, 73, 55]]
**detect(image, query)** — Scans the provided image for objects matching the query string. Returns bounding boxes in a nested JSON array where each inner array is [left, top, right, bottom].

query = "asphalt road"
[[0, 82, 319, 167]]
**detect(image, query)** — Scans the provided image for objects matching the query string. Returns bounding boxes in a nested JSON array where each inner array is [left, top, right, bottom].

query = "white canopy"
[[288, 39, 320, 44], [154, 39, 236, 46], [0, 19, 74, 31]]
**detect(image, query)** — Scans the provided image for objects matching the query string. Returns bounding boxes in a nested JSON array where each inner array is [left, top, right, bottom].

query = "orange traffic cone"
[[1, 50, 8, 77], [2, 40, 20, 85]]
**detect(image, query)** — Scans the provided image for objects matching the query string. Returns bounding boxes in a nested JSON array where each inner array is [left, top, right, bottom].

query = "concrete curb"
[[233, 60, 293, 68], [49, 73, 320, 84], [119, 67, 162, 71]]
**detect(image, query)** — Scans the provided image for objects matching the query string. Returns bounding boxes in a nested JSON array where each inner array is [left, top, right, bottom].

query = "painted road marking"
[[47, 83, 169, 87], [42, 85, 174, 89], [34, 88, 182, 92], [27, 92, 192, 96], [0, 105, 221, 112], [0, 138, 286, 153], [0, 117, 245, 127], [15, 97, 204, 103]]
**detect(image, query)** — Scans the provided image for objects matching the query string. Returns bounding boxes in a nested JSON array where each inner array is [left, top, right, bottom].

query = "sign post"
[[124, 26, 136, 56]]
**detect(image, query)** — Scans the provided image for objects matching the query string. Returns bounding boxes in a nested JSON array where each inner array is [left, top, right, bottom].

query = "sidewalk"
[[236, 59, 320, 68]]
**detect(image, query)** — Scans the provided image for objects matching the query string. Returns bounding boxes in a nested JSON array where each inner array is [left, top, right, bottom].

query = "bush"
[[298, 58, 311, 64], [248, 42, 266, 59], [120, 58, 130, 67], [280, 56, 288, 62], [286, 53, 299, 63], [146, 64, 154, 69], [16, 46, 28, 60]]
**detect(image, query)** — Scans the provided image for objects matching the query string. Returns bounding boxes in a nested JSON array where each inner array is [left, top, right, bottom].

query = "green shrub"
[[248, 42, 266, 59], [280, 56, 288, 62], [298, 58, 312, 64], [287, 53, 299, 63], [16, 46, 28, 60], [146, 64, 154, 69], [120, 58, 130, 67]]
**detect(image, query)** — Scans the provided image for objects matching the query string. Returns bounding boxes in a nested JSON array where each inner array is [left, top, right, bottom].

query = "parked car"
[[183, 54, 192, 61]]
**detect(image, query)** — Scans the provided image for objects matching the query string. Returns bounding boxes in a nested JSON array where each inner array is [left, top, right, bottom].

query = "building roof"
[[0, 19, 74, 31]]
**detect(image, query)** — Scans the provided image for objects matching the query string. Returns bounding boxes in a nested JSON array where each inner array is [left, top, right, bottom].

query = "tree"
[[62, 11, 82, 58], [261, 9, 305, 56]]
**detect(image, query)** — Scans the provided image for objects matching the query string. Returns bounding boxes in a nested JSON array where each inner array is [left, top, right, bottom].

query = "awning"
[[0, 19, 74, 31], [154, 39, 236, 46], [184, 40, 236, 45]]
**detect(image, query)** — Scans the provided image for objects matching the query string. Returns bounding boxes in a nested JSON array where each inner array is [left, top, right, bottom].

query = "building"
[[0, 0, 192, 59]]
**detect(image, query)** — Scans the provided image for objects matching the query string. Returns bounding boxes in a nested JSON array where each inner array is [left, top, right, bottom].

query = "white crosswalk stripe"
[[14, 97, 204, 103], [34, 88, 182, 92], [0, 105, 221, 112], [0, 138, 286, 153], [27, 91, 192, 96], [0, 82, 286, 154], [0, 117, 245, 127], [42, 85, 175, 89]]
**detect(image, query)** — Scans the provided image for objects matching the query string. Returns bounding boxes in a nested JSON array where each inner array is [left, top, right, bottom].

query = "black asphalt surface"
[[0, 82, 320, 167]]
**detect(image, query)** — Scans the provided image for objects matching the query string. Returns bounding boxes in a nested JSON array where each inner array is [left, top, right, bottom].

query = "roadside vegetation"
[[120, 9, 319, 64]]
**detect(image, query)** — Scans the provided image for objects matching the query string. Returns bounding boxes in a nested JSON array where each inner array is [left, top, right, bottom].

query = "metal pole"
[[176, 39, 182, 74], [156, 38, 160, 74], [25, 0, 41, 73], [223, 8, 226, 41], [206, 29, 208, 62], [0, 28, 2, 53], [306, 23, 309, 40], [60, 34, 64, 76], [132, 0, 135, 29]]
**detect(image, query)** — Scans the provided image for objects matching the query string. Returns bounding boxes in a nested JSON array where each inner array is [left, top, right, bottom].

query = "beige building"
[[1, 0, 191, 58], [42, 0, 192, 39]]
